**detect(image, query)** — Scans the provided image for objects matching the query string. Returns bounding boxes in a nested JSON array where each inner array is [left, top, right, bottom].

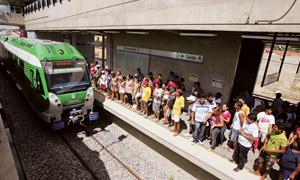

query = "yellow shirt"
[[172, 96, 185, 116], [141, 87, 151, 102], [242, 104, 250, 117]]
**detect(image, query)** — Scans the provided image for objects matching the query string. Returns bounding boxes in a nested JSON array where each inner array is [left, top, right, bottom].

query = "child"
[[232, 113, 258, 171], [171, 89, 184, 136]]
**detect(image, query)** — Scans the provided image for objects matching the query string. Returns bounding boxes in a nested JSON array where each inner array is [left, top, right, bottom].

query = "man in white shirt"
[[233, 113, 259, 172], [191, 94, 213, 144], [257, 105, 275, 147]]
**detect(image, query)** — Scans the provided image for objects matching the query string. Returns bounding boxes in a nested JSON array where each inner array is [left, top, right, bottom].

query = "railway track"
[[0, 64, 140, 179], [59, 124, 142, 180]]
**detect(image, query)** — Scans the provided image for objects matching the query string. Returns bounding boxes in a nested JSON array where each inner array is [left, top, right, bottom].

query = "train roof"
[[0, 36, 85, 67]]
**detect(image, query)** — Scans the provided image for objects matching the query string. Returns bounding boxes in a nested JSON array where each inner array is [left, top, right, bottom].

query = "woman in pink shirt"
[[221, 104, 232, 145], [125, 74, 134, 105], [210, 106, 225, 150]]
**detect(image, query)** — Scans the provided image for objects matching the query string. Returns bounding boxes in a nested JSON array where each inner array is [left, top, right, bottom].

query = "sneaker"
[[184, 133, 192, 137], [233, 167, 242, 172], [199, 141, 204, 145]]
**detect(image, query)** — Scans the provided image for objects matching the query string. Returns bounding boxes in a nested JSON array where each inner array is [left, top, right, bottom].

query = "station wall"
[[110, 31, 242, 103]]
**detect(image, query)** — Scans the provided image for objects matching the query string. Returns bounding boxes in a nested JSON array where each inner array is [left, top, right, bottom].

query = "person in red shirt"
[[221, 103, 232, 144]]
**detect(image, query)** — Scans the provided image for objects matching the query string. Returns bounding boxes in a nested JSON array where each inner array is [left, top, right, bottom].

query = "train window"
[[19, 60, 24, 69], [36, 72, 45, 95], [30, 69, 35, 86]]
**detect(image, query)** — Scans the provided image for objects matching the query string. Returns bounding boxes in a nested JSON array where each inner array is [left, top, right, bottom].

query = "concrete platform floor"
[[0, 114, 19, 180]]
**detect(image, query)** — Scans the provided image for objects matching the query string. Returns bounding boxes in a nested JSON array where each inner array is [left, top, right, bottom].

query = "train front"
[[43, 60, 94, 129]]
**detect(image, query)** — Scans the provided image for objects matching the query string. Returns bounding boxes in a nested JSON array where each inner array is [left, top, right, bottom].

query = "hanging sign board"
[[116, 45, 204, 63]]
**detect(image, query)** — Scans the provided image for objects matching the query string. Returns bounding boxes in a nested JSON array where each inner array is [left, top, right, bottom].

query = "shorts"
[[171, 114, 180, 122], [229, 128, 239, 142], [152, 101, 161, 113]]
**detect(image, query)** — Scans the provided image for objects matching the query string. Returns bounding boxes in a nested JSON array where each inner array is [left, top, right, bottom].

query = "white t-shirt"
[[238, 122, 259, 148], [192, 102, 213, 122], [153, 88, 164, 104], [232, 111, 244, 130], [257, 112, 275, 135]]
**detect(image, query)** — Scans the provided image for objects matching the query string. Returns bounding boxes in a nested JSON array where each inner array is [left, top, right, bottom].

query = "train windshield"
[[43, 60, 90, 94]]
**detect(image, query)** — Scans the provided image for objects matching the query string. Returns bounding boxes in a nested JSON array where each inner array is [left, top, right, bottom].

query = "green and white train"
[[0, 36, 95, 130]]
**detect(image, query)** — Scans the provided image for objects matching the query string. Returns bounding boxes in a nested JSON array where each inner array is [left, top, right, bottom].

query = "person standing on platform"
[[239, 98, 250, 117], [257, 105, 275, 149], [140, 82, 151, 116], [191, 94, 213, 144], [171, 89, 185, 136], [272, 91, 284, 116], [125, 74, 134, 105], [232, 113, 259, 172], [228, 101, 245, 151], [152, 81, 164, 122]]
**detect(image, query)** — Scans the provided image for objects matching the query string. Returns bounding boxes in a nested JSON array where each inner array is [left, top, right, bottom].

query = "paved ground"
[[254, 50, 300, 103]]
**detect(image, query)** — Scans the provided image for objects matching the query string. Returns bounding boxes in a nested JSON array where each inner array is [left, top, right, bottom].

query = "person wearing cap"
[[171, 89, 185, 136], [186, 95, 197, 135], [272, 90, 284, 116]]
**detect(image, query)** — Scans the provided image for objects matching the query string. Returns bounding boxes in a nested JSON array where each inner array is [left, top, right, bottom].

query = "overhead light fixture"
[[126, 31, 149, 35], [87, 31, 101, 34], [242, 35, 299, 42], [179, 33, 217, 37], [103, 31, 120, 34]]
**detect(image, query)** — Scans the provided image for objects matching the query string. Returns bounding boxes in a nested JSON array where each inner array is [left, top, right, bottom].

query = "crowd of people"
[[89, 63, 300, 180]]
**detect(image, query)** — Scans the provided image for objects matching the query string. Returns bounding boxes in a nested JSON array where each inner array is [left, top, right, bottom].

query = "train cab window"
[[36, 72, 45, 95]]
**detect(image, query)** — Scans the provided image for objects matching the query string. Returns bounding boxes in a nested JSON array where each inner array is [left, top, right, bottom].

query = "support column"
[[261, 33, 277, 87]]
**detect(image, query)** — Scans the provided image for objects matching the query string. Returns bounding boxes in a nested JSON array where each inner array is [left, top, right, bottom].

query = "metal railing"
[[24, 0, 70, 15]]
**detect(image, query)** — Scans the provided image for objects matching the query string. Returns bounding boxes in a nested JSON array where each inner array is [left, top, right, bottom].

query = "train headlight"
[[49, 92, 62, 109]]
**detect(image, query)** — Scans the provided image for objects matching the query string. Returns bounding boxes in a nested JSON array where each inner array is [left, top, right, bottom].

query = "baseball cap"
[[187, 95, 196, 102], [275, 90, 282, 94]]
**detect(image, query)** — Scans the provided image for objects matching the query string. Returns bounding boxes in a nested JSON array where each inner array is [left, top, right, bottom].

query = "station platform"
[[0, 103, 19, 180], [94, 92, 260, 180]]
